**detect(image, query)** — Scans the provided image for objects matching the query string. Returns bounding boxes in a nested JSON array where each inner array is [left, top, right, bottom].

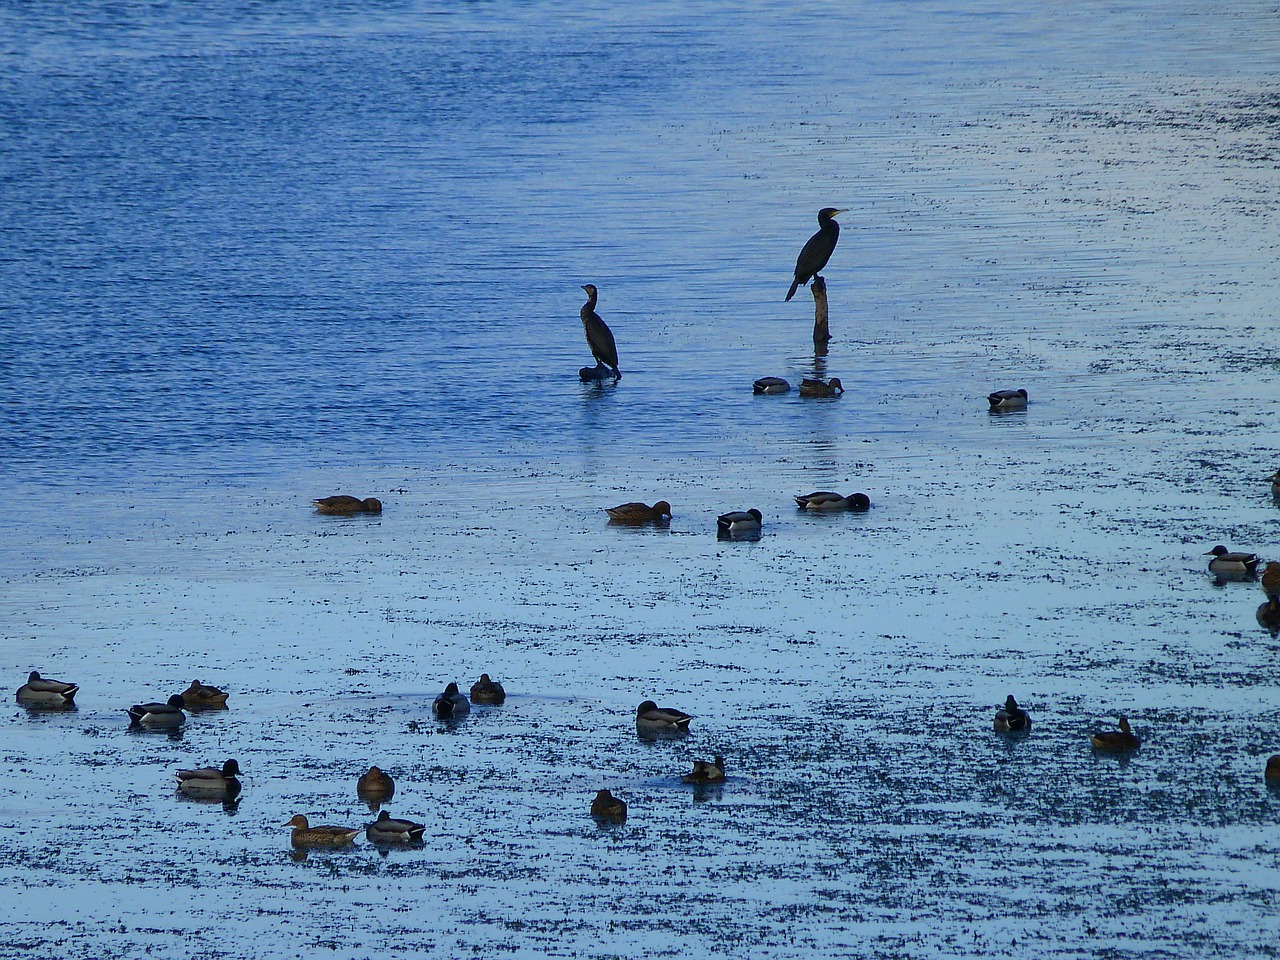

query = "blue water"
[[5, 2, 1280, 958]]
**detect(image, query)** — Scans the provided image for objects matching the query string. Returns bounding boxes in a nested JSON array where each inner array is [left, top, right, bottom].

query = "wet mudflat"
[[4, 1, 1280, 958]]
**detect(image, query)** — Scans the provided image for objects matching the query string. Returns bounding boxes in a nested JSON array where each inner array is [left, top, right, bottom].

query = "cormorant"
[[580, 284, 621, 380], [786, 207, 847, 301]]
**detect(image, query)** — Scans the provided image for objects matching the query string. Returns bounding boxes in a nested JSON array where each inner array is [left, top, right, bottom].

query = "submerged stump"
[[811, 275, 830, 355]]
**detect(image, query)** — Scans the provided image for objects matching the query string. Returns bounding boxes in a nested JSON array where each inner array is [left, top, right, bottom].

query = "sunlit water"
[[3, 2, 1280, 957]]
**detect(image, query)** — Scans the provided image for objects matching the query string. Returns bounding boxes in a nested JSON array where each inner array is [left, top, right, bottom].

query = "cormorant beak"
[[832, 209, 849, 217]]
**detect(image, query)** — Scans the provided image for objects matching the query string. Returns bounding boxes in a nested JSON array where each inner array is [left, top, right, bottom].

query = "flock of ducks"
[[603, 488, 872, 543]]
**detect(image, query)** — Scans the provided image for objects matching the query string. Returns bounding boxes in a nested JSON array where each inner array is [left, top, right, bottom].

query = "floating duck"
[[717, 509, 762, 534], [605, 501, 672, 525], [793, 492, 871, 511], [1261, 562, 1280, 600], [357, 766, 395, 802], [432, 681, 470, 719], [1269, 470, 1280, 497], [366, 810, 426, 843], [753, 377, 791, 395], [313, 495, 382, 515], [16, 670, 79, 706], [1205, 545, 1260, 577], [988, 388, 1028, 409], [469, 674, 506, 705], [1266, 756, 1280, 780], [1257, 600, 1280, 637], [181, 679, 229, 710], [636, 699, 693, 734], [1090, 716, 1140, 753], [590, 789, 627, 823], [799, 377, 843, 398], [127, 694, 186, 727], [681, 756, 726, 784], [176, 759, 242, 798], [284, 815, 359, 848], [993, 695, 1031, 733]]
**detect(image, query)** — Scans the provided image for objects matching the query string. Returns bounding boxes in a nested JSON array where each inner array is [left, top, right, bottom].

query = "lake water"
[[4, 2, 1280, 957]]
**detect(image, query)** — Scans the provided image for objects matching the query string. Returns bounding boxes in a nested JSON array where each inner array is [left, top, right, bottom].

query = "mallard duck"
[[16, 670, 79, 705], [681, 756, 726, 784], [1205, 545, 1260, 577], [605, 501, 672, 525], [181, 679, 229, 710], [366, 809, 426, 843], [357, 766, 395, 801], [716, 509, 762, 533], [284, 815, 359, 848], [636, 699, 693, 733], [469, 674, 506, 705], [127, 694, 186, 727], [1090, 716, 1140, 753], [590, 789, 627, 823], [753, 377, 791, 395], [313, 495, 382, 515], [1261, 561, 1280, 600], [432, 681, 470, 719], [798, 377, 843, 398], [993, 695, 1031, 733], [988, 388, 1028, 409], [793, 491, 871, 511], [1266, 756, 1280, 780], [176, 759, 242, 798], [1257, 600, 1280, 637]]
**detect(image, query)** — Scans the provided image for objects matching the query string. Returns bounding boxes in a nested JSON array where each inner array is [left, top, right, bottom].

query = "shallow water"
[[4, 1, 1280, 958]]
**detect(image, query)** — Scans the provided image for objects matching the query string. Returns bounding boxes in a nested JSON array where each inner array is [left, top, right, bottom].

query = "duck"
[[366, 809, 426, 843], [1205, 545, 1260, 577], [176, 759, 242, 798], [284, 815, 360, 848], [313, 495, 382, 515], [798, 377, 843, 398], [1257, 600, 1280, 637], [590, 789, 627, 823], [16, 670, 79, 705], [1090, 716, 1140, 753], [636, 699, 693, 734], [126, 694, 186, 727], [988, 388, 1028, 409], [1261, 561, 1280, 600], [716, 509, 762, 533], [753, 377, 791, 395], [1269, 470, 1280, 498], [181, 679, 229, 710], [1266, 756, 1280, 780], [356, 766, 395, 802], [469, 674, 506, 705], [605, 501, 672, 525], [432, 681, 470, 719], [681, 756, 726, 784], [993, 695, 1031, 733], [793, 491, 871, 511]]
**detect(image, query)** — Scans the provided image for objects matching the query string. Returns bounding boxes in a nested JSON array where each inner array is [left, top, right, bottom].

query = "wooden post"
[[811, 276, 830, 355]]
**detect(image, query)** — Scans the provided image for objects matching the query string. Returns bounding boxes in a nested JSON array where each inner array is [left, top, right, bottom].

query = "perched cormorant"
[[786, 207, 847, 301], [580, 284, 621, 380]]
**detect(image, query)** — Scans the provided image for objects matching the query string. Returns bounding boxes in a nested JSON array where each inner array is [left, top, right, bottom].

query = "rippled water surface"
[[4, 2, 1280, 958]]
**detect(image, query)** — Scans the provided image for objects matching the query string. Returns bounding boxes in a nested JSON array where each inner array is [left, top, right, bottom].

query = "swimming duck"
[[793, 491, 871, 511], [988, 388, 1028, 409], [717, 509, 762, 533], [993, 695, 1031, 733], [1266, 756, 1280, 780], [181, 679, 229, 710], [1205, 545, 1260, 577], [1257, 600, 1280, 637], [284, 815, 360, 848], [636, 699, 693, 733], [313, 495, 382, 515], [366, 809, 426, 843], [605, 501, 673, 525], [16, 670, 79, 705], [1090, 716, 1140, 753], [469, 674, 506, 705], [753, 377, 791, 395], [681, 756, 726, 784], [432, 681, 470, 719], [590, 789, 627, 823], [1261, 561, 1280, 600], [176, 759, 242, 798], [126, 694, 186, 727], [357, 766, 395, 802], [1269, 470, 1280, 497], [798, 377, 843, 398]]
